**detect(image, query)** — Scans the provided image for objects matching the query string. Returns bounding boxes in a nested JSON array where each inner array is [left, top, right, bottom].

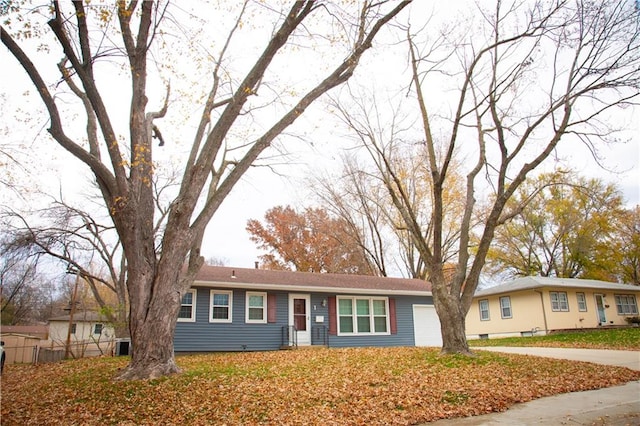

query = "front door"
[[289, 294, 311, 346], [595, 294, 607, 325]]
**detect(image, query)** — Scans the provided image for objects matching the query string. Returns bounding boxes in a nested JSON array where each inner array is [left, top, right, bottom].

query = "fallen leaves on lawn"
[[1, 347, 638, 425]]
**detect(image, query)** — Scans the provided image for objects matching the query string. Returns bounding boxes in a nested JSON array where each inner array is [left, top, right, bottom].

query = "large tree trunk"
[[115, 273, 182, 380], [433, 289, 471, 355]]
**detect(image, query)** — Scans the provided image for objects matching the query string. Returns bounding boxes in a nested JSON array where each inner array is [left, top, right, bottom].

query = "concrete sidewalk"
[[424, 347, 640, 425]]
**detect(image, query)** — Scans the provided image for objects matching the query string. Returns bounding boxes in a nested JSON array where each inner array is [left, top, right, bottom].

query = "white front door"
[[289, 294, 311, 346], [595, 294, 607, 325]]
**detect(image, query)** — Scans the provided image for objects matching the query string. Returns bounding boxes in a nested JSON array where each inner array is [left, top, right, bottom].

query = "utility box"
[[115, 338, 131, 356]]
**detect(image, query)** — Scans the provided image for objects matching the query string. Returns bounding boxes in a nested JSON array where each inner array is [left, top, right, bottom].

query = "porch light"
[[321, 299, 327, 307]]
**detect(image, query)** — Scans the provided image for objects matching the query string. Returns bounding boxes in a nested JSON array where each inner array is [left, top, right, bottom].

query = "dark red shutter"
[[389, 298, 397, 334], [328, 296, 337, 335], [267, 293, 277, 323]]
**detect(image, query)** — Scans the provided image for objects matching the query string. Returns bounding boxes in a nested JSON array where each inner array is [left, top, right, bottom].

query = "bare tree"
[[1, 1, 411, 379], [313, 156, 395, 277], [337, 0, 639, 354], [314, 151, 437, 278], [2, 198, 129, 335], [0, 247, 58, 325]]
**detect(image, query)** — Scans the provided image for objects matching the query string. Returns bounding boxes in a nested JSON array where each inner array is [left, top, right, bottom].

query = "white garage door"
[[412, 304, 443, 347]]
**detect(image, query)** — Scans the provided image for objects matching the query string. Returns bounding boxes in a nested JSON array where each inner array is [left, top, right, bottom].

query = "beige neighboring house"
[[466, 277, 640, 339], [47, 311, 116, 357]]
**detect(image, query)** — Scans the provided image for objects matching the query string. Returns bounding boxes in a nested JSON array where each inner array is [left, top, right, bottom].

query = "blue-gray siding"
[[174, 287, 433, 352]]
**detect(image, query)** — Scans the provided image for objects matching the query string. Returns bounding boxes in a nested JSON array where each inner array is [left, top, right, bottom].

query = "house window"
[[338, 298, 353, 333], [479, 299, 490, 321], [500, 296, 512, 319], [550, 292, 569, 312], [246, 292, 267, 323], [576, 292, 587, 312], [210, 290, 233, 323], [178, 289, 196, 322], [337, 297, 389, 335], [70, 323, 77, 334], [614, 294, 638, 315], [93, 323, 103, 335]]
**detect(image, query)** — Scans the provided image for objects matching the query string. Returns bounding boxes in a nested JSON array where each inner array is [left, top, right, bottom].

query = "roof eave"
[[475, 282, 640, 297], [193, 280, 432, 296]]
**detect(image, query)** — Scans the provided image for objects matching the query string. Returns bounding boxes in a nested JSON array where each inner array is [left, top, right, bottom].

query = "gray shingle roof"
[[474, 276, 639, 297], [194, 265, 432, 296], [48, 311, 107, 323]]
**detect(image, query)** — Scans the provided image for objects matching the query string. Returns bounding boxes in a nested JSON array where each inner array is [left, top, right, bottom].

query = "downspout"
[[534, 289, 548, 335]]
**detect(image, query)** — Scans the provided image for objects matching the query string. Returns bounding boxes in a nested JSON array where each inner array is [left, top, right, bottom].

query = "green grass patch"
[[441, 390, 471, 405], [468, 327, 640, 350]]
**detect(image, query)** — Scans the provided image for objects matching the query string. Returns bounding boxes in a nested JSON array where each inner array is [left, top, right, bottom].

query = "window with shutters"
[[246, 292, 267, 323], [336, 296, 389, 335]]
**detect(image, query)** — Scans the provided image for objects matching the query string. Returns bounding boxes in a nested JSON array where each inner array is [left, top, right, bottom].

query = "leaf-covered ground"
[[468, 327, 640, 350], [2, 347, 639, 425]]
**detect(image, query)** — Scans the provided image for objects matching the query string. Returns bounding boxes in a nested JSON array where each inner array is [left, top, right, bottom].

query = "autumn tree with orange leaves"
[[247, 205, 376, 275]]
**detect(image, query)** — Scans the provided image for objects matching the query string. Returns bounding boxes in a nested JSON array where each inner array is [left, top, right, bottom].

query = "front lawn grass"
[[2, 347, 639, 425], [468, 327, 640, 351]]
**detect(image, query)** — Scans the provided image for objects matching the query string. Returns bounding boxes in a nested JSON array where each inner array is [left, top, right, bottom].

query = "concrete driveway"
[[424, 347, 640, 425], [477, 346, 640, 371]]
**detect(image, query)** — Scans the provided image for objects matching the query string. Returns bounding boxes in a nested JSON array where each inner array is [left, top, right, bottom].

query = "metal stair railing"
[[311, 325, 328, 347], [281, 325, 297, 348]]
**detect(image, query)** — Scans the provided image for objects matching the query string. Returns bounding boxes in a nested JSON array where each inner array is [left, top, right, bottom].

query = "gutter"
[[534, 289, 549, 334]]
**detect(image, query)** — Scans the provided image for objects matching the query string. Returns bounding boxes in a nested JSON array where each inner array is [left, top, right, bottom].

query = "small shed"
[[1, 333, 41, 364], [0, 324, 49, 340]]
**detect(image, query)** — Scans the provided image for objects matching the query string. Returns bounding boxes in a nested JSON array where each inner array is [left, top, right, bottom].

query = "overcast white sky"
[[1, 0, 638, 277]]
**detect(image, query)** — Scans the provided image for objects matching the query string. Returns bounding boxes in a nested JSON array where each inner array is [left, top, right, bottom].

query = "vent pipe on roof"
[[254, 261, 259, 269], [231, 270, 236, 279]]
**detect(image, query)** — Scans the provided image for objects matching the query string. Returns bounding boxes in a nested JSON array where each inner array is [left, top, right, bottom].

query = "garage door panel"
[[412, 305, 443, 347]]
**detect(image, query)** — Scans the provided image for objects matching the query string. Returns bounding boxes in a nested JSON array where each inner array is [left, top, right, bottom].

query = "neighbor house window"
[[479, 299, 490, 321], [178, 289, 196, 322], [614, 294, 638, 315], [93, 323, 103, 335], [337, 296, 389, 335], [70, 323, 77, 334], [210, 290, 233, 323], [550, 292, 569, 312], [500, 296, 512, 319], [246, 292, 267, 323], [576, 293, 587, 312]]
